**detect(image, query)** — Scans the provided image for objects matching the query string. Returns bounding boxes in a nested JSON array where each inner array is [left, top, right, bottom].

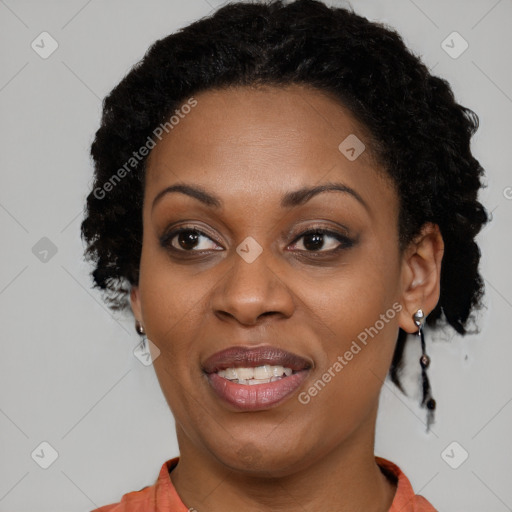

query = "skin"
[[130, 84, 444, 512]]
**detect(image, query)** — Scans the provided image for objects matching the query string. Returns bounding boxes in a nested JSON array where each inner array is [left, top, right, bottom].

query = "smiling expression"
[[130, 83, 424, 475]]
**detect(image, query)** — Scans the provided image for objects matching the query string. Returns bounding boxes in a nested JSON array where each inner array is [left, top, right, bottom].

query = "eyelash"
[[160, 225, 355, 256]]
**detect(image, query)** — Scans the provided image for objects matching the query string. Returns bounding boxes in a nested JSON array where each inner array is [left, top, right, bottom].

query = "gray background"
[[0, 0, 511, 511]]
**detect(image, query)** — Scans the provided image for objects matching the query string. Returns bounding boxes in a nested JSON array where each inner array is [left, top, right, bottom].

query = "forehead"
[[144, 84, 395, 213]]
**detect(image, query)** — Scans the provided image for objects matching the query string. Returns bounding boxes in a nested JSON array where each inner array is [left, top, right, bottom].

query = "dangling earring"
[[135, 320, 146, 349], [413, 309, 436, 432]]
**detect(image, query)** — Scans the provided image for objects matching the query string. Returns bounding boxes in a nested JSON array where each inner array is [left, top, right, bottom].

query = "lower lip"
[[206, 370, 310, 411]]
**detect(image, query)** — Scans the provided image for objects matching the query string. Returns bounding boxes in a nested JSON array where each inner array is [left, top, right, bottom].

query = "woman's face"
[[131, 84, 422, 475]]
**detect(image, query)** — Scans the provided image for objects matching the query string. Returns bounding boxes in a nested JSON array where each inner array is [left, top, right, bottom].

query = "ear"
[[397, 222, 444, 334], [130, 286, 143, 324]]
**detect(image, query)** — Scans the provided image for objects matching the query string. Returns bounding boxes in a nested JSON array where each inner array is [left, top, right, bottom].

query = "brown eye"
[[302, 232, 327, 251], [175, 230, 201, 250], [289, 229, 354, 253], [161, 228, 223, 252]]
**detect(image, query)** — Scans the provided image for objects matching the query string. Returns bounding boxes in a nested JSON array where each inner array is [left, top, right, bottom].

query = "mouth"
[[202, 345, 312, 411]]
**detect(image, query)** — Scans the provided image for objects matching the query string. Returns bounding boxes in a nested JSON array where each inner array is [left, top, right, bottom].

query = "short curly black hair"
[[80, 0, 489, 390]]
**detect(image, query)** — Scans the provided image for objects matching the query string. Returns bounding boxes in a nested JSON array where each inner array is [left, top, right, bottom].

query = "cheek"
[[305, 242, 399, 339], [297, 287, 398, 443], [306, 277, 398, 384], [138, 251, 210, 420], [300, 243, 400, 400], [138, 246, 209, 359]]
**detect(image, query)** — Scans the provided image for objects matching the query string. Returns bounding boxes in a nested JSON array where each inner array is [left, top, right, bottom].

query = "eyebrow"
[[151, 181, 369, 212]]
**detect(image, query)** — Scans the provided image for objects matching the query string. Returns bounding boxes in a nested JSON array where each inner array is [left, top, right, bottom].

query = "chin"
[[207, 436, 317, 478]]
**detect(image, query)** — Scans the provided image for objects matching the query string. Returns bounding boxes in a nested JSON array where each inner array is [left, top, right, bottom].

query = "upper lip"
[[202, 345, 312, 374]]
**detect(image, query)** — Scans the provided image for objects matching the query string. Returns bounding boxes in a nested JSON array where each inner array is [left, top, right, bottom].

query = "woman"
[[81, 1, 488, 510]]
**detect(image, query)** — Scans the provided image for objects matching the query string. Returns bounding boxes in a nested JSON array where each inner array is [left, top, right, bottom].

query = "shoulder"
[[90, 458, 182, 512], [91, 456, 436, 512], [375, 456, 438, 512]]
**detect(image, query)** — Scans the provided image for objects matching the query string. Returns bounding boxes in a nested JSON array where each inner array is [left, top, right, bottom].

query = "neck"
[[170, 408, 396, 512]]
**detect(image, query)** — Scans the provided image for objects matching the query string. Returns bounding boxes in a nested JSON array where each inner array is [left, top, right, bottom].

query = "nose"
[[211, 246, 295, 326]]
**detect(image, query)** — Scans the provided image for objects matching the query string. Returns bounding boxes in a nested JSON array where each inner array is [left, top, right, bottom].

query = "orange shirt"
[[91, 456, 437, 511]]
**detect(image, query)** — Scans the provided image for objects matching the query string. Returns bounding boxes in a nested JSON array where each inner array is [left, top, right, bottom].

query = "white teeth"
[[272, 365, 284, 377], [216, 365, 295, 384], [253, 365, 272, 379], [224, 368, 237, 380], [237, 367, 255, 380], [248, 378, 271, 385]]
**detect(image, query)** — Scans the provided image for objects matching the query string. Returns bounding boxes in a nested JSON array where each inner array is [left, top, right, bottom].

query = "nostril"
[[259, 311, 280, 318]]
